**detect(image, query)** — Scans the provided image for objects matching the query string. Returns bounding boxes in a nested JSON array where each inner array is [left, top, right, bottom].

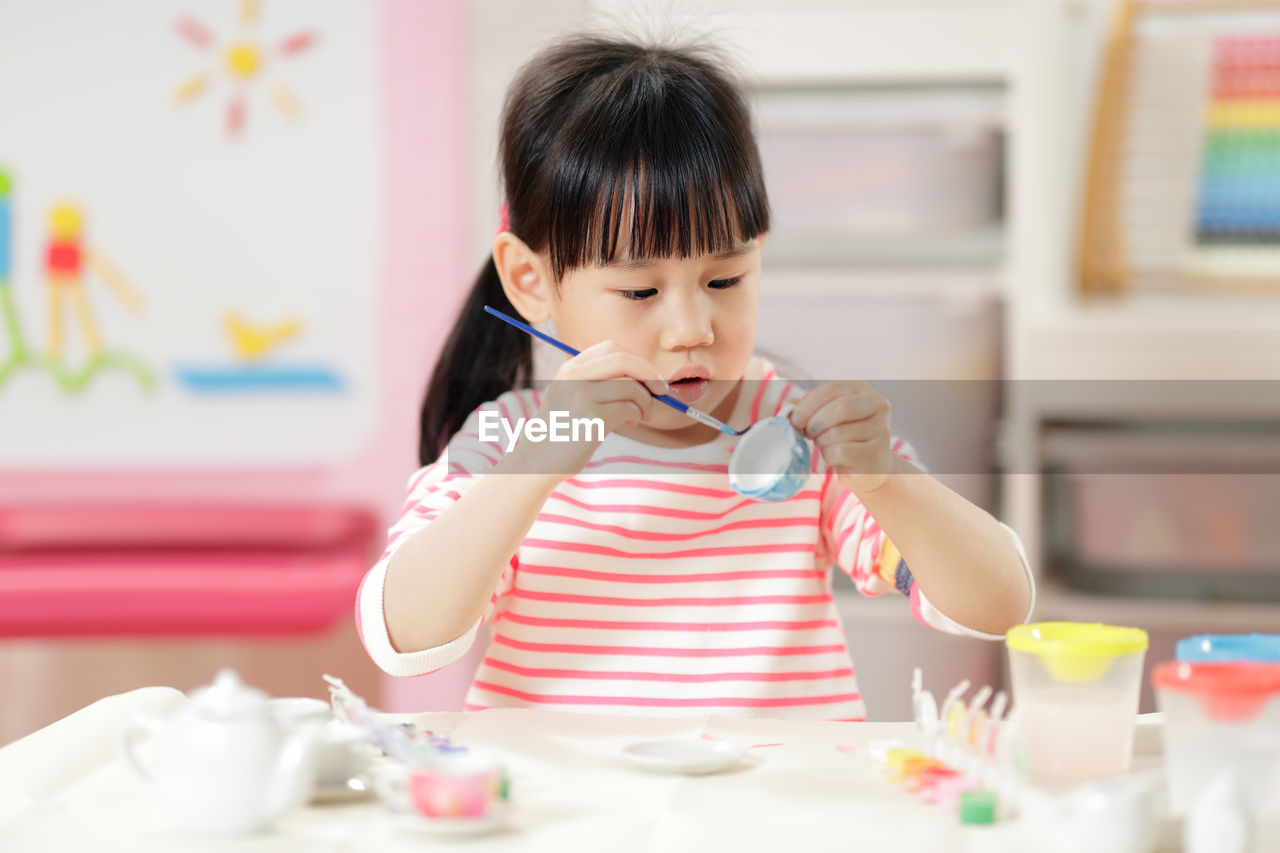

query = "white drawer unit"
[[1042, 422, 1280, 601], [755, 85, 1005, 266]]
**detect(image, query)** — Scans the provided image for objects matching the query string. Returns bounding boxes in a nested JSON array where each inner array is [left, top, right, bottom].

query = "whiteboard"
[[0, 0, 381, 465]]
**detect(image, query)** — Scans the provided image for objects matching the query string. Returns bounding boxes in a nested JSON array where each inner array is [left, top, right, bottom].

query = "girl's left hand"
[[789, 380, 897, 495]]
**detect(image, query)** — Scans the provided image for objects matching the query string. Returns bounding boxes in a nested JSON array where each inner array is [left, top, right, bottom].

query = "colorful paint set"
[[869, 668, 1019, 826]]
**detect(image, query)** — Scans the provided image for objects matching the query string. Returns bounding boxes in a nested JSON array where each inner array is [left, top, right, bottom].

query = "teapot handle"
[[118, 713, 163, 785]]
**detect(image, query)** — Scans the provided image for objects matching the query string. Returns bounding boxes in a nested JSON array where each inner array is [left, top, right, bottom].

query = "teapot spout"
[[265, 724, 323, 818]]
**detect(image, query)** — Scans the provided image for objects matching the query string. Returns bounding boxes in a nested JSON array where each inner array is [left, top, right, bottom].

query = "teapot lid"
[[189, 668, 270, 718]]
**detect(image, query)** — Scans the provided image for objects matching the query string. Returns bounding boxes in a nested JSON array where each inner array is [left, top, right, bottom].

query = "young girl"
[[357, 35, 1033, 720]]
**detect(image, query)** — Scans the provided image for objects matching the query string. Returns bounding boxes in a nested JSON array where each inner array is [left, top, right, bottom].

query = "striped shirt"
[[357, 357, 1032, 720]]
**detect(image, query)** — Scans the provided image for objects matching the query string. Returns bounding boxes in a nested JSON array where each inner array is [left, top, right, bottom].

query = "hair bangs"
[[542, 63, 769, 279]]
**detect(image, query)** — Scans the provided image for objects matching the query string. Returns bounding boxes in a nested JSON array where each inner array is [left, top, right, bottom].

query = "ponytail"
[[418, 258, 532, 464]]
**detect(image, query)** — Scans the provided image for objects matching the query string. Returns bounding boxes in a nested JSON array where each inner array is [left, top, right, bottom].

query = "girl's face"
[[550, 240, 762, 445]]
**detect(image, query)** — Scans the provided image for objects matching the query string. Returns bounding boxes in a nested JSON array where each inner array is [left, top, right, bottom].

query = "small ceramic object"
[[376, 752, 509, 820], [312, 720, 373, 790], [270, 696, 372, 802], [1049, 774, 1159, 853], [728, 405, 811, 502], [119, 669, 322, 836], [622, 738, 747, 775]]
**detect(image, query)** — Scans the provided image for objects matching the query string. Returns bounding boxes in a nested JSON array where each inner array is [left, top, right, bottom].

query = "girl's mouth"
[[667, 375, 709, 404]]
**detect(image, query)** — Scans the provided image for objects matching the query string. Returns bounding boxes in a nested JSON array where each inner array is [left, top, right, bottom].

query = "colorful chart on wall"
[[1079, 0, 1280, 293], [0, 0, 381, 464]]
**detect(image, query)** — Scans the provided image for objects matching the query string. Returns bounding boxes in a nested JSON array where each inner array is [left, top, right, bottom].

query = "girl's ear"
[[492, 232, 553, 323]]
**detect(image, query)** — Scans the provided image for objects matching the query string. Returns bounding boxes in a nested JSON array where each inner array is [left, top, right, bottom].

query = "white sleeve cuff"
[[916, 522, 1036, 641], [358, 550, 482, 677]]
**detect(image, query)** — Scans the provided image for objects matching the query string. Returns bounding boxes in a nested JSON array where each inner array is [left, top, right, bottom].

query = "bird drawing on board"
[[222, 310, 300, 361]]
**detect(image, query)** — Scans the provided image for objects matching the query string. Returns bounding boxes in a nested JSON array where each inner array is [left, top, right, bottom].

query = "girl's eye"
[[708, 276, 741, 290], [620, 288, 658, 301]]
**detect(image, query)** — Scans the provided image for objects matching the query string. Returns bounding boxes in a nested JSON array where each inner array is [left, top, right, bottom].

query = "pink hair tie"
[[496, 203, 510, 235]]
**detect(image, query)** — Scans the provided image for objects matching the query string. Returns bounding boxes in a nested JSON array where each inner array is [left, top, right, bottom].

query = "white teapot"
[[119, 669, 322, 836]]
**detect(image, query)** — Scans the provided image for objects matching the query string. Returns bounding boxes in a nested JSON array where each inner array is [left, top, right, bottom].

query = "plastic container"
[[1176, 634, 1280, 664], [1152, 660, 1280, 815], [1005, 622, 1149, 786]]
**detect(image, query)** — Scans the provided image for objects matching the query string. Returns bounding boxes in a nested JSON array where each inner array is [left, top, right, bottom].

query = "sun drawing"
[[172, 0, 317, 137]]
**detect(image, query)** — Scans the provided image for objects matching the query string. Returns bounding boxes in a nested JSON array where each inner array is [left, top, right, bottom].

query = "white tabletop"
[[0, 688, 1178, 852]]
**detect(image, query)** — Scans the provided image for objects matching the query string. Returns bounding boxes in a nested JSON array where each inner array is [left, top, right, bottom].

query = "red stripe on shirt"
[[498, 612, 841, 632], [471, 680, 861, 709], [548, 491, 815, 519], [480, 657, 855, 683], [521, 539, 816, 560], [510, 589, 833, 607], [535, 512, 817, 542], [491, 633, 849, 657], [517, 563, 818, 585]]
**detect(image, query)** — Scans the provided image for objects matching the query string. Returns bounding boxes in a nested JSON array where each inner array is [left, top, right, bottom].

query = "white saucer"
[[388, 803, 513, 837], [622, 738, 747, 775]]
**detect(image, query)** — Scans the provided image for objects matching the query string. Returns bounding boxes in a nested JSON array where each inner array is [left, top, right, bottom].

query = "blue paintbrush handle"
[[483, 305, 579, 357], [481, 305, 737, 435]]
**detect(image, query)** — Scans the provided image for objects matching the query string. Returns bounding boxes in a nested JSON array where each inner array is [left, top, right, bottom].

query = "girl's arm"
[[382, 454, 560, 652], [792, 381, 1031, 636], [382, 341, 668, 654], [853, 454, 1031, 636]]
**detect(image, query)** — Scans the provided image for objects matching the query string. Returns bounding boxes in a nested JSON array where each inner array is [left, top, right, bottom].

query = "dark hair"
[[418, 35, 771, 463]]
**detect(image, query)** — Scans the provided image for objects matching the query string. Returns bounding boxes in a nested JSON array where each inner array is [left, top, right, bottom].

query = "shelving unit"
[[1038, 580, 1280, 633], [1001, 0, 1280, 667]]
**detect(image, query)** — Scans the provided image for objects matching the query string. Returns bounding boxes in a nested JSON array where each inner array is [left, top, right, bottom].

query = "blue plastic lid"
[[1176, 634, 1280, 663]]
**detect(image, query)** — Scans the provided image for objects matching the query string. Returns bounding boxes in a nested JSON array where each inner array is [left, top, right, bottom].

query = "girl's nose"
[[660, 294, 714, 351]]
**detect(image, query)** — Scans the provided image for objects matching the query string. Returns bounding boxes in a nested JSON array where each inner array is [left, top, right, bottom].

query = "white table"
[[0, 688, 1178, 852]]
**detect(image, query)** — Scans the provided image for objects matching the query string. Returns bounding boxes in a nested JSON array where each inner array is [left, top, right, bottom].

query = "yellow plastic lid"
[[1005, 622, 1148, 683]]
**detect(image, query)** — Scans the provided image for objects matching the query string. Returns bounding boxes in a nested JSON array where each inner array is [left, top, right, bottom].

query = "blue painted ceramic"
[[728, 409, 811, 502]]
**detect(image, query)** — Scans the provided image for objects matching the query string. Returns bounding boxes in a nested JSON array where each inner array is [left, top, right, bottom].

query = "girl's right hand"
[[508, 341, 669, 478]]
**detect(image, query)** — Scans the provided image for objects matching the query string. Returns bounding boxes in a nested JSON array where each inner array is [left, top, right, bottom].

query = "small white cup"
[[728, 405, 811, 502], [315, 721, 372, 788], [267, 697, 369, 795]]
